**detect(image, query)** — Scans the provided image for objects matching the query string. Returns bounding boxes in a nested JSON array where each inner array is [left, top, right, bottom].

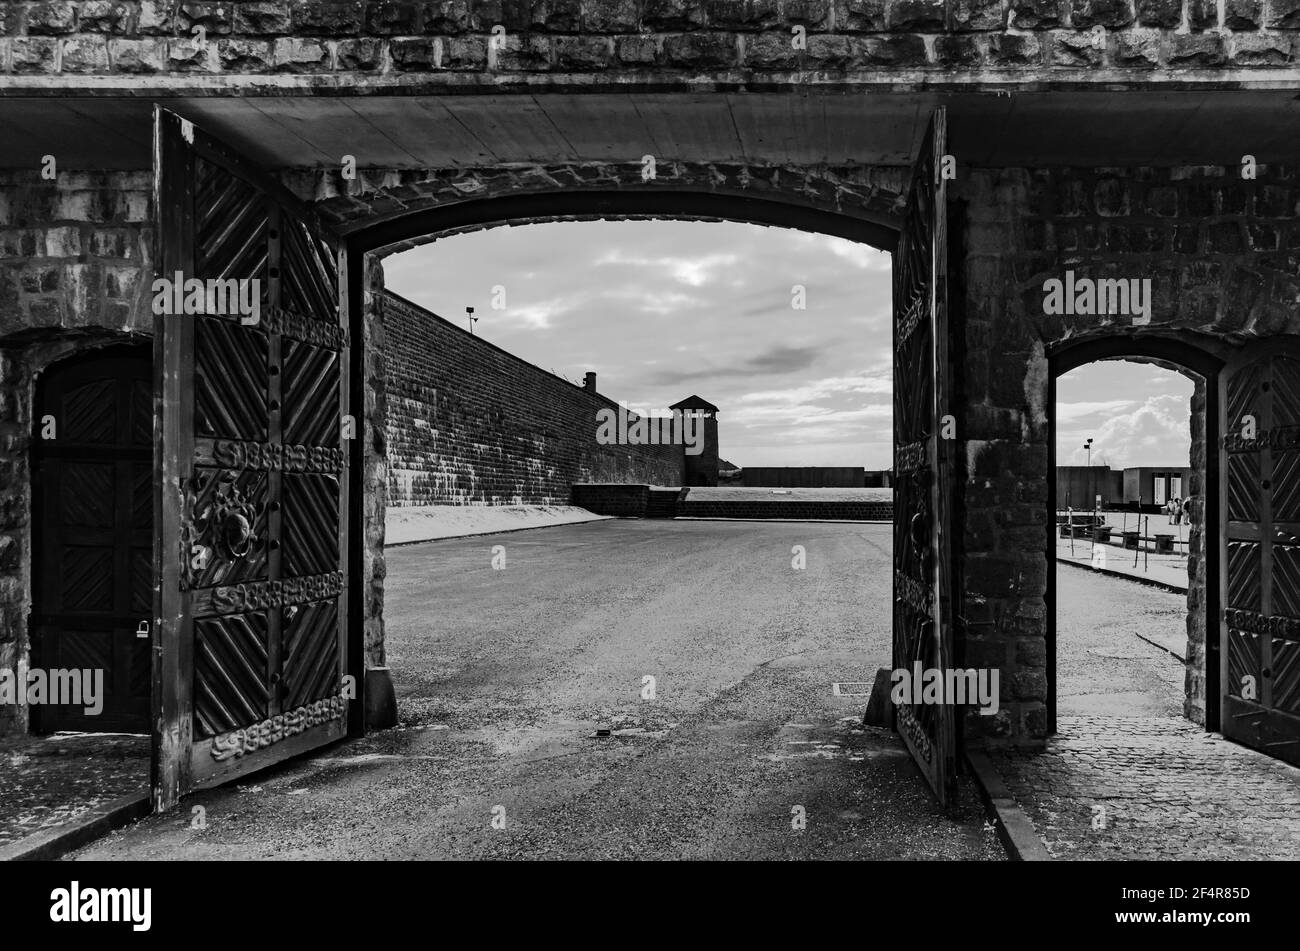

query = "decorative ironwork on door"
[[152, 109, 352, 810], [892, 108, 958, 805], [1221, 339, 1300, 766]]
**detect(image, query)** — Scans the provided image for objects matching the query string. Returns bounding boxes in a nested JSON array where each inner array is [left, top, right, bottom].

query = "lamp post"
[[1084, 438, 1097, 529], [466, 305, 478, 335]]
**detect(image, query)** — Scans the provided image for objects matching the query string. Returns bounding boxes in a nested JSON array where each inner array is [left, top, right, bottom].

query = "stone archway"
[[285, 160, 909, 240], [332, 181, 907, 676]]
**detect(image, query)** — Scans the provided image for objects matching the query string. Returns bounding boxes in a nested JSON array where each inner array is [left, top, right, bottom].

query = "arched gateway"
[[2, 1, 1300, 812]]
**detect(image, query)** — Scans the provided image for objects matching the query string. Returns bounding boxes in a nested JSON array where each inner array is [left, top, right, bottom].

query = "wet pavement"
[[991, 567, 1300, 860], [72, 520, 1002, 861], [0, 732, 148, 849]]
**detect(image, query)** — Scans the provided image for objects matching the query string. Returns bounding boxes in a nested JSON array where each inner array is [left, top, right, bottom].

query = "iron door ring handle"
[[221, 512, 254, 559]]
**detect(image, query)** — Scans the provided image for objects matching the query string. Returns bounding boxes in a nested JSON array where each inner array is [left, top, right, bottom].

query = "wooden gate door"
[[153, 108, 352, 810], [32, 346, 152, 733], [892, 108, 958, 805], [1221, 338, 1300, 766]]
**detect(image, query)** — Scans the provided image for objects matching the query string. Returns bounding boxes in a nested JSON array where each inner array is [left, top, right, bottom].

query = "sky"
[[1055, 362, 1194, 469], [384, 219, 1191, 471]]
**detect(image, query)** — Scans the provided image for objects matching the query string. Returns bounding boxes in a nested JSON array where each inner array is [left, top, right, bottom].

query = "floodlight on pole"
[[466, 305, 478, 335]]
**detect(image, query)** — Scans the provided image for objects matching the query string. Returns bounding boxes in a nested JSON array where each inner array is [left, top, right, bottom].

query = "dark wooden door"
[[1221, 338, 1300, 765], [892, 108, 958, 805], [32, 347, 153, 733], [153, 108, 352, 809]]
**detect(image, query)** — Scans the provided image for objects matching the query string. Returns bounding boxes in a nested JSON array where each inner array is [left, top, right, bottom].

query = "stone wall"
[[0, 169, 153, 734], [0, 0, 1295, 81], [0, 169, 395, 714], [955, 163, 1297, 745], [362, 255, 388, 670], [0, 156, 1281, 747], [384, 290, 684, 506]]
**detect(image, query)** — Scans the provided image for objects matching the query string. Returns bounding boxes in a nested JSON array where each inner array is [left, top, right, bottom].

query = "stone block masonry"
[[954, 163, 1300, 745], [384, 291, 683, 506], [0, 0, 1294, 80], [0, 169, 154, 736], [0, 170, 153, 339]]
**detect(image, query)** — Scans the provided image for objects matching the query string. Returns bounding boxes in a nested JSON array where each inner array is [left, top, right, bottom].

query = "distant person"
[[1182, 497, 1192, 524], [1165, 498, 1175, 524], [1172, 497, 1182, 525]]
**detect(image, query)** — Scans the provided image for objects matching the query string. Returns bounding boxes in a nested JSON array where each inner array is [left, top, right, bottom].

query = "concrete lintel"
[[1, 71, 1299, 97]]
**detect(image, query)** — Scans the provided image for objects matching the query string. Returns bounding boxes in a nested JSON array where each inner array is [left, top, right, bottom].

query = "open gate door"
[[152, 108, 352, 810], [1220, 339, 1300, 766], [892, 108, 958, 805]]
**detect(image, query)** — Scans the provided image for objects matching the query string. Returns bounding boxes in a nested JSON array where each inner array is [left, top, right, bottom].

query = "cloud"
[[736, 374, 892, 405], [595, 249, 742, 287], [1055, 399, 1138, 422], [646, 345, 822, 385], [1058, 393, 1190, 468]]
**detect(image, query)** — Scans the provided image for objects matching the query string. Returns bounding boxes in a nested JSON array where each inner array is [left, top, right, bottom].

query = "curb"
[[672, 517, 892, 524], [0, 792, 151, 862], [965, 750, 1053, 862], [384, 515, 613, 548], [1056, 554, 1188, 595]]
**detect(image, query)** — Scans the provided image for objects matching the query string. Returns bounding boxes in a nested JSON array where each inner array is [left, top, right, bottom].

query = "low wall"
[[572, 485, 894, 521], [677, 499, 893, 520], [571, 484, 652, 518], [741, 466, 866, 488]]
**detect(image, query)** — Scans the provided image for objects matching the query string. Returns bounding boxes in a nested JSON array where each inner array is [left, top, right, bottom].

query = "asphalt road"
[[74, 519, 1002, 861]]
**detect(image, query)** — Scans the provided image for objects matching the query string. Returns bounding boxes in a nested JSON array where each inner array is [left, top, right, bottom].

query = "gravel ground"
[[72, 520, 1001, 861]]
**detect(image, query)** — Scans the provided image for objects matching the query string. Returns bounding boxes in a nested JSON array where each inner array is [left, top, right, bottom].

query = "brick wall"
[[954, 163, 1298, 745], [0, 0, 1294, 79], [383, 290, 684, 506]]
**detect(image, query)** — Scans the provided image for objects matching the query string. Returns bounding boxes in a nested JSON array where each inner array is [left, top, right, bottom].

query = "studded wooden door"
[[32, 346, 153, 734], [892, 109, 958, 805], [1220, 338, 1300, 766], [152, 108, 352, 810]]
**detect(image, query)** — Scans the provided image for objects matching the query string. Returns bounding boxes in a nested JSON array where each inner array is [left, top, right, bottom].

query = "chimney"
[[583, 371, 597, 394]]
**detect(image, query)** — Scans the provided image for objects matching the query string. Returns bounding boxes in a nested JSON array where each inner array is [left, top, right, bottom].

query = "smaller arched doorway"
[[31, 343, 153, 734], [1047, 335, 1226, 736]]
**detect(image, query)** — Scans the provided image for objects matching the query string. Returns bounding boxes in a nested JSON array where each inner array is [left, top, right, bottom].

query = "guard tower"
[[670, 395, 720, 487]]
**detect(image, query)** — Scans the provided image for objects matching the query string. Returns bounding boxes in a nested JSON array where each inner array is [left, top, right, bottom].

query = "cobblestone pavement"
[[992, 568, 1300, 860], [0, 733, 148, 847]]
